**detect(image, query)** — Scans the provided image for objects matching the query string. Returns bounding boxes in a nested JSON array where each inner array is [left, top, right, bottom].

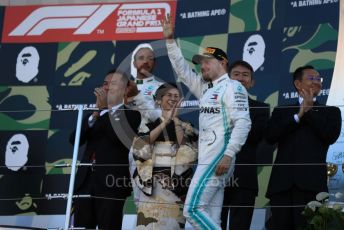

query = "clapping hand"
[[162, 97, 184, 124], [94, 87, 107, 109], [298, 87, 314, 118], [172, 97, 183, 120]]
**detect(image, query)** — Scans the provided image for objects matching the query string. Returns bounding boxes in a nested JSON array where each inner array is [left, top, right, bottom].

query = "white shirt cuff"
[[294, 114, 300, 123], [88, 114, 96, 127]]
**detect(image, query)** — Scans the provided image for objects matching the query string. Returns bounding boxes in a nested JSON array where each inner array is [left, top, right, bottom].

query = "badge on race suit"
[[236, 85, 243, 93], [204, 84, 220, 104], [233, 84, 248, 111], [200, 128, 217, 146], [143, 85, 155, 96]]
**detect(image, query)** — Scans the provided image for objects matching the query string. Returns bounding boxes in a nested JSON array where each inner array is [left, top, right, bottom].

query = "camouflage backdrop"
[[0, 0, 340, 215]]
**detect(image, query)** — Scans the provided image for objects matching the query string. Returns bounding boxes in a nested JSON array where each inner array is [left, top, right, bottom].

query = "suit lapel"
[[248, 97, 254, 108], [313, 101, 321, 110], [291, 101, 300, 114]]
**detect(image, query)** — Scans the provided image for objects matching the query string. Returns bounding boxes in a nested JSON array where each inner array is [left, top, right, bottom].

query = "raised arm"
[[163, 14, 203, 98]]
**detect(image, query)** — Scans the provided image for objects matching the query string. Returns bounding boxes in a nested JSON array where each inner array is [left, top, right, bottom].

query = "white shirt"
[[88, 103, 123, 127], [293, 97, 316, 123]]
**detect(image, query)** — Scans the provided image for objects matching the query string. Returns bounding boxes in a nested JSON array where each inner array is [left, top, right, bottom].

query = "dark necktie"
[[208, 82, 213, 89], [136, 79, 143, 84]]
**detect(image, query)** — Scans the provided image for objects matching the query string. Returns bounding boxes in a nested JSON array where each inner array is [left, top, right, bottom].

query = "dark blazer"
[[265, 101, 341, 197], [234, 98, 270, 194], [70, 105, 141, 198]]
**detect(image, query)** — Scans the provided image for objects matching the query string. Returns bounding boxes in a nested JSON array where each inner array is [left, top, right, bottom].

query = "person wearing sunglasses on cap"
[[163, 15, 251, 229]]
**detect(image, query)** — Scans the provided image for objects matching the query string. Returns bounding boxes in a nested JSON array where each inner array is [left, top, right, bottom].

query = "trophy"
[[327, 163, 338, 178]]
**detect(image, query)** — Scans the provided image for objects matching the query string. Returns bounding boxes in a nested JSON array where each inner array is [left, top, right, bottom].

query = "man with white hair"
[[126, 43, 163, 132], [125, 44, 164, 206]]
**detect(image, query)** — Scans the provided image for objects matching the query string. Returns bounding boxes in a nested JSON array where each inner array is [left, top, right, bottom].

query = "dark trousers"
[[268, 186, 318, 230], [221, 186, 256, 230], [73, 170, 126, 230]]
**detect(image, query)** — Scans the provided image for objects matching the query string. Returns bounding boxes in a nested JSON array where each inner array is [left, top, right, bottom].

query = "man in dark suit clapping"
[[221, 60, 270, 230], [265, 65, 341, 229], [70, 69, 141, 229]]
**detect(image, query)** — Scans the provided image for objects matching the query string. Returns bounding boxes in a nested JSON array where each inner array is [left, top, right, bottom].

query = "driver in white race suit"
[[164, 16, 251, 229]]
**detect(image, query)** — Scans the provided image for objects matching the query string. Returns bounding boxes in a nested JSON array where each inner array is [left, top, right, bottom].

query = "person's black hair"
[[293, 65, 314, 82], [106, 68, 129, 86], [228, 60, 254, 79], [154, 82, 181, 101], [106, 68, 117, 75], [292, 65, 315, 91]]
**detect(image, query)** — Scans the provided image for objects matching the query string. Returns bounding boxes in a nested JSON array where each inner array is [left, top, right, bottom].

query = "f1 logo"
[[2, 2, 176, 43], [9, 4, 118, 36]]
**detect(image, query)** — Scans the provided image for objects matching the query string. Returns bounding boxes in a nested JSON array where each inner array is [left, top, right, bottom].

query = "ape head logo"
[[5, 134, 29, 171], [243, 34, 266, 72], [16, 46, 40, 83]]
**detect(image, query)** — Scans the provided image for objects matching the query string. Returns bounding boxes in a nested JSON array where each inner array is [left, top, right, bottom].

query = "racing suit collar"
[[211, 73, 228, 86], [136, 75, 156, 84]]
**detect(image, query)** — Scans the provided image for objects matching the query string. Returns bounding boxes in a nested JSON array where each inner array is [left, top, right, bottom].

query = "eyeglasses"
[[231, 71, 251, 78], [306, 76, 323, 83]]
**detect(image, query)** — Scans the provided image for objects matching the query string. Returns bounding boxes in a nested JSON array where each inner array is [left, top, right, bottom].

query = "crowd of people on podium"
[[69, 15, 342, 230]]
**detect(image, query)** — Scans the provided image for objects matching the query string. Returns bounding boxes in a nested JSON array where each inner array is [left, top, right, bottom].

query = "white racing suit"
[[128, 75, 163, 133], [167, 41, 251, 229]]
